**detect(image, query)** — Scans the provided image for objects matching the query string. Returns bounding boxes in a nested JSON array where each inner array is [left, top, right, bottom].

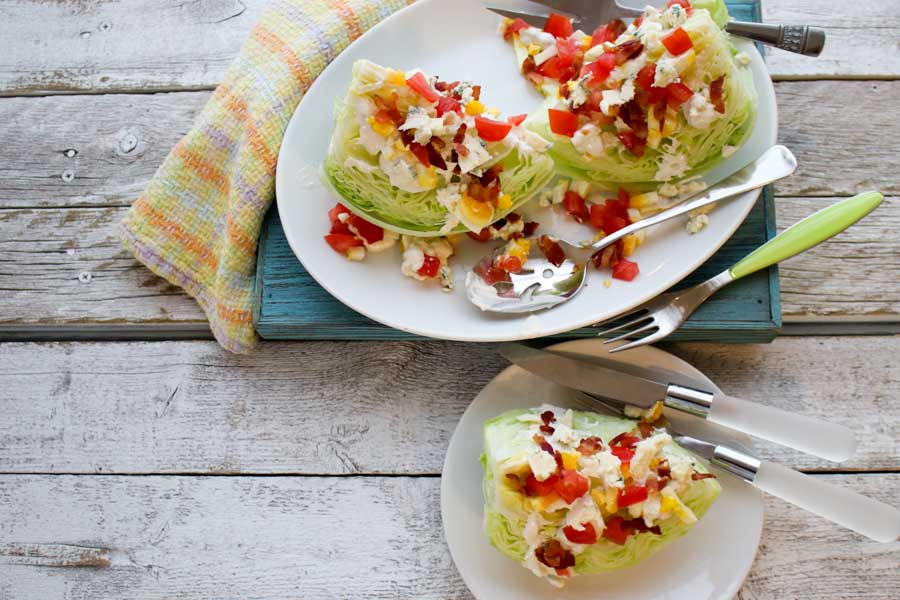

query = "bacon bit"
[[554, 451, 564, 470], [453, 142, 469, 158], [576, 436, 604, 456], [614, 39, 644, 64], [540, 410, 556, 425], [426, 142, 447, 170], [637, 421, 655, 439], [535, 540, 576, 570], [533, 434, 555, 456], [453, 123, 468, 144], [648, 475, 670, 492], [692, 471, 717, 481], [539, 235, 567, 268], [539, 424, 556, 435], [372, 94, 404, 125], [656, 459, 671, 479], [398, 129, 414, 147], [710, 76, 726, 113], [478, 164, 504, 186], [522, 56, 537, 76], [523, 221, 540, 236], [472, 85, 482, 101], [505, 212, 522, 223]]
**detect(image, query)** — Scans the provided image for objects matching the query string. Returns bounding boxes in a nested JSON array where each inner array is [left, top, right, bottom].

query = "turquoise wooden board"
[[254, 0, 778, 342]]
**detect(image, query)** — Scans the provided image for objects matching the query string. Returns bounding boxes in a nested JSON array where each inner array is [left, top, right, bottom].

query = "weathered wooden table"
[[1, 1, 898, 597]]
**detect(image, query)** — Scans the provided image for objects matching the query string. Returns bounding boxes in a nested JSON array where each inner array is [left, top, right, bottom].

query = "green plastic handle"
[[730, 191, 885, 280]]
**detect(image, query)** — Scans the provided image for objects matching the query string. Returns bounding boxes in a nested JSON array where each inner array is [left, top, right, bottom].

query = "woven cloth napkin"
[[119, 0, 411, 353]]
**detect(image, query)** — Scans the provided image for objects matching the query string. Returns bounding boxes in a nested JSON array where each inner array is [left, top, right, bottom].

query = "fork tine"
[[604, 321, 658, 345], [483, 6, 547, 28], [594, 310, 651, 336], [608, 328, 669, 353]]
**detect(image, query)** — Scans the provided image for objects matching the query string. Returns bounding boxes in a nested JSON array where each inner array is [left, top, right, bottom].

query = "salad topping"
[[502, 404, 715, 586]]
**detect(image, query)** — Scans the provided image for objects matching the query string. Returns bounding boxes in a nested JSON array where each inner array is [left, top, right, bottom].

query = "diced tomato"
[[612, 258, 640, 281], [667, 0, 693, 14], [617, 188, 630, 206], [503, 17, 531, 41], [662, 27, 693, 55], [589, 202, 628, 234], [617, 131, 646, 157], [602, 516, 630, 545], [617, 484, 649, 507], [610, 433, 640, 448], [536, 56, 578, 84], [324, 233, 363, 254], [525, 472, 560, 496], [610, 446, 635, 463], [406, 72, 440, 103], [636, 63, 657, 91], [417, 255, 441, 278], [329, 220, 352, 236], [647, 85, 668, 106], [710, 76, 726, 113], [508, 113, 528, 126], [584, 52, 617, 83], [467, 227, 493, 243], [539, 235, 567, 268], [498, 256, 523, 274], [554, 469, 590, 504], [563, 522, 598, 545], [543, 13, 573, 38], [474, 256, 511, 285], [348, 215, 383, 244], [556, 36, 578, 67], [474, 116, 513, 142], [563, 191, 589, 223], [591, 18, 626, 47], [548, 108, 580, 137], [665, 82, 694, 109], [328, 203, 351, 224], [633, 14, 644, 28], [436, 95, 461, 117]]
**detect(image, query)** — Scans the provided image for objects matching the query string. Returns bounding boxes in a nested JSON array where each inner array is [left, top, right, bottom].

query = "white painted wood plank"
[[0, 474, 897, 599], [0, 208, 206, 325], [0, 338, 897, 474], [2, 81, 897, 210], [3, 195, 898, 327], [763, 0, 900, 80], [0, 1, 896, 96], [0, 0, 263, 95]]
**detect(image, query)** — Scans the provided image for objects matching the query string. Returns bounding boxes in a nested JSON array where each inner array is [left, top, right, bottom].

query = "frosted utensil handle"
[[754, 461, 900, 543], [710, 394, 856, 462]]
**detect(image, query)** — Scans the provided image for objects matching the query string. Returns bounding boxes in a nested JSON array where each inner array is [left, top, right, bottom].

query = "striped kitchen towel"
[[119, 0, 412, 353]]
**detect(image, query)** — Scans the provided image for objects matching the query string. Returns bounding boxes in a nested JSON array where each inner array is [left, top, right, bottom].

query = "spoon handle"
[[729, 191, 884, 280], [591, 145, 798, 252]]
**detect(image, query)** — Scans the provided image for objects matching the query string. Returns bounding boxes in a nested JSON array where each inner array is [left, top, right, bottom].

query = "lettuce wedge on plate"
[[323, 60, 555, 237], [482, 405, 721, 587], [504, 0, 756, 189]]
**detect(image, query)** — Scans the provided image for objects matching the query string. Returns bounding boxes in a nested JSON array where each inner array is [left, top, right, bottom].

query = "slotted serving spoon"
[[465, 145, 797, 313]]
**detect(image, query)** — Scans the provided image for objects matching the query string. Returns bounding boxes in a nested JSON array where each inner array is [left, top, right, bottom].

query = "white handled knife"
[[499, 343, 857, 462]]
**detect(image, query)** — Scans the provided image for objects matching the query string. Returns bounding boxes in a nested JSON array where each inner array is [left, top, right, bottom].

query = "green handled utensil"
[[595, 191, 885, 352], [730, 190, 884, 279]]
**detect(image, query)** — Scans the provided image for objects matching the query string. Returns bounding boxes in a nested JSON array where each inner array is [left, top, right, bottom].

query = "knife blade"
[[499, 343, 857, 462]]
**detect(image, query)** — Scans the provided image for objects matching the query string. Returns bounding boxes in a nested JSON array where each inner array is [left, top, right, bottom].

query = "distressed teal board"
[[254, 0, 778, 342]]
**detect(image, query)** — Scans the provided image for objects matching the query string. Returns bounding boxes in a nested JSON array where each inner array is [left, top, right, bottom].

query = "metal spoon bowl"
[[466, 145, 798, 313]]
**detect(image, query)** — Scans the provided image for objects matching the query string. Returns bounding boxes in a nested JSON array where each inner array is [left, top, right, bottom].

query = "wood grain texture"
[[0, 0, 896, 96], [1, 338, 897, 474], [0, 0, 263, 96], [0, 208, 205, 325], [0, 474, 897, 599], [3, 196, 898, 328], [763, 0, 900, 80], [1, 83, 897, 210]]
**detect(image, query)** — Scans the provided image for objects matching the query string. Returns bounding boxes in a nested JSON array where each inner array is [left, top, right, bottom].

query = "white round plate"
[[441, 339, 763, 599], [275, 0, 777, 342]]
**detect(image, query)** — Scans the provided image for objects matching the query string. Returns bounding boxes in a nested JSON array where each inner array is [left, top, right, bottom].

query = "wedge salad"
[[482, 404, 721, 587], [319, 0, 758, 295], [503, 0, 756, 187]]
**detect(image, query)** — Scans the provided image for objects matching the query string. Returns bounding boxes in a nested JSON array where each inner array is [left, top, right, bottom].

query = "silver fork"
[[487, 0, 826, 57], [594, 191, 885, 352]]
